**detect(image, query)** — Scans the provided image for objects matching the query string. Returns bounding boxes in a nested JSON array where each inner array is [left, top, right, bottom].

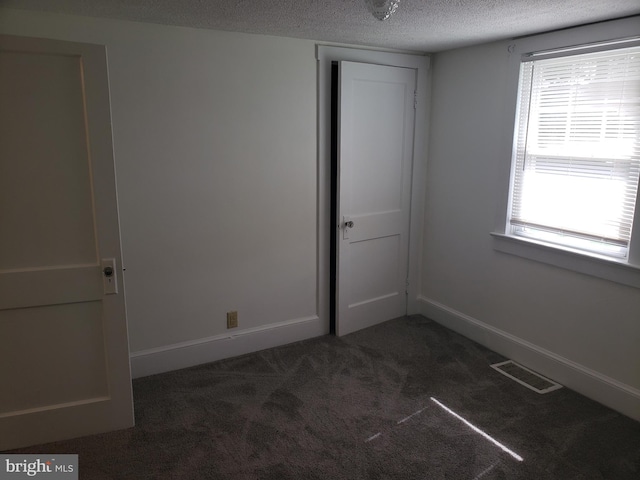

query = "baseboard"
[[130, 315, 327, 378], [417, 295, 640, 422]]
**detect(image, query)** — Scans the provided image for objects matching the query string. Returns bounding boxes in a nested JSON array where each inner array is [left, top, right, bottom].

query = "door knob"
[[101, 258, 118, 295], [344, 221, 354, 228]]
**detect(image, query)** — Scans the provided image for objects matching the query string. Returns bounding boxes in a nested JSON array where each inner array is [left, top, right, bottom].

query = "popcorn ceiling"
[[2, 0, 639, 52]]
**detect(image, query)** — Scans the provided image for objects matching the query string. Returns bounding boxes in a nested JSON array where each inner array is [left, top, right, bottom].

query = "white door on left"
[[0, 35, 134, 450]]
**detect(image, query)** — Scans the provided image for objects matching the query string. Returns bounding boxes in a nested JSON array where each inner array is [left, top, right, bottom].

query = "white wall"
[[0, 9, 323, 374], [420, 19, 640, 419]]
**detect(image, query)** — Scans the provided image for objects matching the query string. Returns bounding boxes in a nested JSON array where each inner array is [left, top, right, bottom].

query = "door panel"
[[337, 62, 416, 336], [0, 302, 108, 415], [0, 35, 134, 450], [349, 235, 401, 306], [349, 78, 406, 216], [0, 51, 97, 270]]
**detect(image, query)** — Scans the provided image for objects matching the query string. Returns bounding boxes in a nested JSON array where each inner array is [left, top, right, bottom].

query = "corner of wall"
[[417, 295, 640, 422]]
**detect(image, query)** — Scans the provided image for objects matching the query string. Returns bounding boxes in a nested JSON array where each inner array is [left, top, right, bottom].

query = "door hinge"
[[414, 91, 417, 110]]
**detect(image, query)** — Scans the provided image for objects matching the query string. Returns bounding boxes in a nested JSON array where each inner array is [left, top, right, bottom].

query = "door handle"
[[101, 258, 118, 295], [343, 216, 354, 240]]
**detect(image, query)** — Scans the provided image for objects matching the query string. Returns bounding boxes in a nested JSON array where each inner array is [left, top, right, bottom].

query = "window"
[[507, 42, 640, 261]]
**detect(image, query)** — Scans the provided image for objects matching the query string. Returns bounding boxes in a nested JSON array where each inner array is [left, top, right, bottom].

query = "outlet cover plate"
[[227, 311, 238, 329]]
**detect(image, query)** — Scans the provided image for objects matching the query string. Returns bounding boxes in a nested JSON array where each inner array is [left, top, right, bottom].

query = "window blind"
[[510, 45, 640, 257]]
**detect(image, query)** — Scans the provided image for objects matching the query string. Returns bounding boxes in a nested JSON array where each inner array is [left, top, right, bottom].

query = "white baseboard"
[[417, 295, 640, 422], [130, 315, 327, 378]]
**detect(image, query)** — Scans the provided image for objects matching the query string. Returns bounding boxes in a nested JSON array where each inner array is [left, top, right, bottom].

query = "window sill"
[[490, 233, 640, 289]]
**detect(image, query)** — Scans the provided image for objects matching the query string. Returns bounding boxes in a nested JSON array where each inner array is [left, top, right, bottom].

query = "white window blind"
[[509, 44, 640, 258]]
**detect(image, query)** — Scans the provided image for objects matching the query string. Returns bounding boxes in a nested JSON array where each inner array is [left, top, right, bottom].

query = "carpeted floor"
[[9, 315, 640, 479]]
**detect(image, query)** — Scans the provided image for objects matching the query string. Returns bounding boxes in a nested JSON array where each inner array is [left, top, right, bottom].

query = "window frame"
[[493, 17, 640, 289]]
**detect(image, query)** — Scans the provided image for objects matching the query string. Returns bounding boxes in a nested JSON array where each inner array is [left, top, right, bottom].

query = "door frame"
[[316, 46, 431, 332]]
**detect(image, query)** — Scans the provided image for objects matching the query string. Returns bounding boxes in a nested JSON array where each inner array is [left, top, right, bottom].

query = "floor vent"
[[490, 360, 562, 394]]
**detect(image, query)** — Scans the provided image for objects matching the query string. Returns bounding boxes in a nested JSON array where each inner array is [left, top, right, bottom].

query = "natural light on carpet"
[[430, 397, 524, 462]]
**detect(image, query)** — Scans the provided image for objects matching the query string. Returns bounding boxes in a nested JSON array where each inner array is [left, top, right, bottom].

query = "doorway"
[[317, 46, 430, 337]]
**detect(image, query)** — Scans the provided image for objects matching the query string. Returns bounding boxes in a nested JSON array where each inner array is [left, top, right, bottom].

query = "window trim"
[[491, 232, 640, 289], [493, 17, 640, 289]]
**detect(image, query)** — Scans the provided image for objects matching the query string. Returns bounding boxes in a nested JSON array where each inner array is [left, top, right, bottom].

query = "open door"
[[0, 35, 134, 450], [335, 61, 416, 336]]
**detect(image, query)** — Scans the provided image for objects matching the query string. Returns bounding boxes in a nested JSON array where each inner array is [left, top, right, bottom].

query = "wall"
[[420, 19, 640, 420], [0, 9, 323, 376]]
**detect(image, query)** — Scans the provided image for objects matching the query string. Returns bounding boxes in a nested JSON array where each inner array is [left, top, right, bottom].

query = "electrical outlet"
[[227, 311, 238, 329]]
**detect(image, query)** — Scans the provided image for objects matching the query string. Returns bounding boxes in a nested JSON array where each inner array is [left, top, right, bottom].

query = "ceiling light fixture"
[[365, 0, 401, 21]]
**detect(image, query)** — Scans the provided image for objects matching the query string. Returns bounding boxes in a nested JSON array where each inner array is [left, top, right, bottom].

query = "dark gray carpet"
[[9, 315, 640, 479]]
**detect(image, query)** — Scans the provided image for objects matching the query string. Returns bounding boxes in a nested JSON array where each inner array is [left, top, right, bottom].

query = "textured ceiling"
[[2, 0, 639, 52]]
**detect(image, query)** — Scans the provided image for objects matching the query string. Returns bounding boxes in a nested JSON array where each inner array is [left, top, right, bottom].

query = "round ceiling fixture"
[[365, 0, 401, 21]]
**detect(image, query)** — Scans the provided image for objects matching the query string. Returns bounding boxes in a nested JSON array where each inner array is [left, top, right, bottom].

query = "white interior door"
[[0, 35, 134, 450], [336, 61, 416, 336]]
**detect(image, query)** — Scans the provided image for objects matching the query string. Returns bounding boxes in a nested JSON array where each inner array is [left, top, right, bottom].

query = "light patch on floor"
[[430, 397, 524, 462], [365, 432, 381, 443], [397, 406, 428, 424], [472, 460, 501, 479]]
